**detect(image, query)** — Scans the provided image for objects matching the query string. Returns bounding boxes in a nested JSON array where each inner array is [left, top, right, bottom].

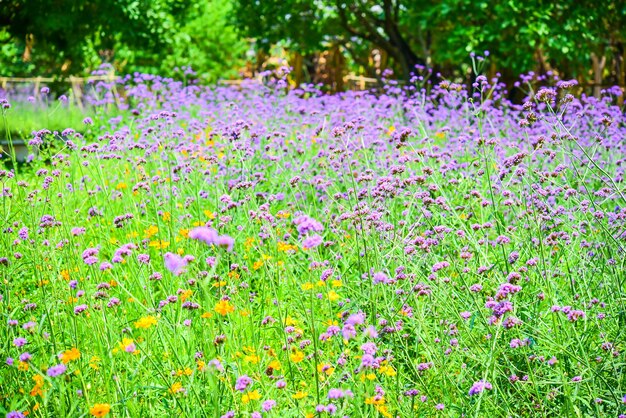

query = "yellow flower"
[[379, 364, 397, 377], [203, 209, 216, 220], [201, 312, 213, 319], [60, 347, 81, 364], [148, 240, 169, 249], [267, 359, 281, 370], [277, 241, 298, 253], [90, 403, 111, 417], [292, 391, 308, 400], [317, 363, 335, 376], [242, 389, 261, 404], [376, 405, 392, 418], [116, 338, 137, 354], [244, 353, 260, 364], [134, 315, 158, 329], [175, 367, 193, 376], [169, 382, 183, 394], [89, 356, 101, 370], [327, 291, 340, 302], [301, 282, 314, 291], [144, 225, 159, 238], [162, 212, 171, 221], [290, 350, 305, 363], [30, 375, 44, 397], [214, 300, 235, 316], [179, 289, 193, 302]]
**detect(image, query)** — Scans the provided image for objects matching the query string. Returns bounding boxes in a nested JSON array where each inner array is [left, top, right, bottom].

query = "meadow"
[[1, 67, 625, 417]]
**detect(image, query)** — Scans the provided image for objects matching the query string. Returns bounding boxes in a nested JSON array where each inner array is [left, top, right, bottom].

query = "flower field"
[[1, 71, 626, 417]]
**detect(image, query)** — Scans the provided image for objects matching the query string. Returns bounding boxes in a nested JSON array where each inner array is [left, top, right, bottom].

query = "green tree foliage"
[[233, 0, 626, 86], [0, 0, 192, 76], [0, 0, 248, 81], [119, 1, 249, 82]]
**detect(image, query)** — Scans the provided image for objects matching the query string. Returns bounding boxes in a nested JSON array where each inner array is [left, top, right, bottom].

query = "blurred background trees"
[[0, 0, 624, 95]]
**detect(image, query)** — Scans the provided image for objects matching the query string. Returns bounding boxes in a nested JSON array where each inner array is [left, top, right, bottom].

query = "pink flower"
[[189, 226, 218, 245], [164, 252, 187, 276]]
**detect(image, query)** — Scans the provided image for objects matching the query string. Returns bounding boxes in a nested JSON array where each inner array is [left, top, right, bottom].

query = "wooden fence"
[[0, 74, 120, 110]]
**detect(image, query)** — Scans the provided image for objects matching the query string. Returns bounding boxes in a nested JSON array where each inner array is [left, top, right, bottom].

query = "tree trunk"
[[394, 41, 422, 80], [591, 52, 606, 98], [290, 51, 304, 86]]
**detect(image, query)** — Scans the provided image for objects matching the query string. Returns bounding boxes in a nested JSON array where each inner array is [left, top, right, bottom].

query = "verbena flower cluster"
[[1, 70, 625, 417]]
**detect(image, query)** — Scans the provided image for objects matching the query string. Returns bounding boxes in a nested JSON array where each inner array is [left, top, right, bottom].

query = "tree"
[[0, 0, 192, 76], [233, 0, 626, 93]]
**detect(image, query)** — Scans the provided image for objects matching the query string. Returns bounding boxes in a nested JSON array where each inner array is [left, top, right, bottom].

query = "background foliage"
[[0, 0, 624, 91]]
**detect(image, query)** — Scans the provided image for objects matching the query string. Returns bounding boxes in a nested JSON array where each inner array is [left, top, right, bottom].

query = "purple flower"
[[74, 304, 88, 315], [6, 411, 25, 418], [235, 374, 253, 392], [207, 358, 223, 373], [372, 272, 391, 284], [22, 321, 36, 331], [294, 215, 324, 235], [345, 312, 365, 326], [302, 234, 323, 249], [215, 235, 235, 252], [13, 337, 27, 347], [262, 399, 276, 411], [361, 342, 378, 355], [83, 117, 93, 125], [19, 352, 32, 362], [468, 380, 493, 396], [47, 363, 67, 377], [164, 252, 188, 275], [189, 226, 218, 245], [328, 388, 344, 399]]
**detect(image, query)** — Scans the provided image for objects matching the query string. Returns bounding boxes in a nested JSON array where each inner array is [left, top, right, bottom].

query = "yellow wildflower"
[[134, 315, 158, 329], [242, 389, 261, 404], [60, 347, 81, 364], [290, 350, 305, 363], [90, 403, 111, 417], [214, 300, 235, 316], [292, 391, 308, 400], [169, 382, 183, 394], [144, 225, 158, 238], [328, 291, 340, 301]]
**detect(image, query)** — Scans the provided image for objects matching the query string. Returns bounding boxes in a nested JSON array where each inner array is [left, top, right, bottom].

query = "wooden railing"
[[0, 74, 120, 110]]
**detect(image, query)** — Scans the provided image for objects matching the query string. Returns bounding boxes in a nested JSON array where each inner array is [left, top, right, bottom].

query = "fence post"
[[69, 76, 84, 112], [33, 76, 41, 98]]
